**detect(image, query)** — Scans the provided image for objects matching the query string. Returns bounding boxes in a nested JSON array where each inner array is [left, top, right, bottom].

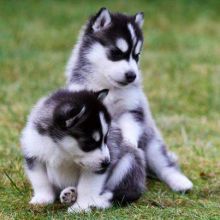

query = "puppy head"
[[83, 8, 144, 88], [53, 89, 111, 173]]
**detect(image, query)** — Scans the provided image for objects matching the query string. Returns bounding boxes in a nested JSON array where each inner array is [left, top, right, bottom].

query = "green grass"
[[0, 0, 220, 219]]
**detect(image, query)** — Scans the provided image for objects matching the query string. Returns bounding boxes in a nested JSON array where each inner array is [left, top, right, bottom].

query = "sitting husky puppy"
[[65, 8, 193, 192], [21, 89, 145, 212]]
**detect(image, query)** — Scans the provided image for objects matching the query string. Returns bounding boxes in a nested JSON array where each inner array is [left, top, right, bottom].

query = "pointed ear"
[[96, 89, 109, 102], [92, 8, 111, 32], [134, 12, 144, 28], [65, 106, 86, 128]]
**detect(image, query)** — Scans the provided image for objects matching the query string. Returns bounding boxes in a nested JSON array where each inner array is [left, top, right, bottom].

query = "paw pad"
[[60, 187, 77, 205]]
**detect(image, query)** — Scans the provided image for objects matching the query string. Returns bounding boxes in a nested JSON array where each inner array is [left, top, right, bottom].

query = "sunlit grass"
[[0, 0, 220, 219]]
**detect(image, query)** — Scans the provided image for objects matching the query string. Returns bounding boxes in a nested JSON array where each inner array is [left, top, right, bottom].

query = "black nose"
[[101, 159, 110, 169], [125, 71, 136, 83]]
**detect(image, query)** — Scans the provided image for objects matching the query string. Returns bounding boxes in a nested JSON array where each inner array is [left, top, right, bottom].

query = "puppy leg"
[[145, 139, 193, 192], [117, 113, 141, 148], [25, 157, 55, 205], [106, 148, 146, 204], [68, 171, 112, 213]]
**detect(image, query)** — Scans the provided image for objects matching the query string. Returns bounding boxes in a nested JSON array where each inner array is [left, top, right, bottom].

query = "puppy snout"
[[125, 71, 136, 83], [101, 158, 110, 169]]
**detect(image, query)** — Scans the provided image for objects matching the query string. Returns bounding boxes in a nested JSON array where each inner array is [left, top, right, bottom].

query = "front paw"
[[67, 191, 112, 213], [30, 192, 55, 205], [60, 187, 77, 205]]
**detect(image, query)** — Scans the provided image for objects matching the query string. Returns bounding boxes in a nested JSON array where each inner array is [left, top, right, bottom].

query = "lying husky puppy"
[[65, 8, 193, 192], [21, 89, 145, 212]]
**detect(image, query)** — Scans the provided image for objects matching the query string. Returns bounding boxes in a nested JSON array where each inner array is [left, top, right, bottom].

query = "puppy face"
[[52, 89, 111, 173], [84, 8, 144, 88]]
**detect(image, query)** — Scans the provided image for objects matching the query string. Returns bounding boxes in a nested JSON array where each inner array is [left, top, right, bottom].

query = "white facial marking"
[[101, 144, 110, 160], [135, 40, 142, 55], [99, 112, 108, 136], [86, 43, 140, 87], [116, 38, 128, 53], [128, 23, 136, 45], [92, 131, 100, 142]]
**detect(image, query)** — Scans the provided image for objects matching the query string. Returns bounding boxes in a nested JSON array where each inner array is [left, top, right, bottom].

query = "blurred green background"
[[0, 0, 220, 219]]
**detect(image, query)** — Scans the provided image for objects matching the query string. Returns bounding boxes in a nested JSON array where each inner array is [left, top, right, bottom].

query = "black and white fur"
[[65, 8, 193, 193], [21, 89, 145, 212]]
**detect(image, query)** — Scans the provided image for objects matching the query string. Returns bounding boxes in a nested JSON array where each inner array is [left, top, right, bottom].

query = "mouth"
[[108, 76, 130, 87], [116, 81, 130, 86], [94, 167, 108, 174]]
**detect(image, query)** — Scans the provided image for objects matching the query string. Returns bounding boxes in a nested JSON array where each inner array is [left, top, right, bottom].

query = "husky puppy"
[[65, 8, 193, 192], [21, 89, 145, 212]]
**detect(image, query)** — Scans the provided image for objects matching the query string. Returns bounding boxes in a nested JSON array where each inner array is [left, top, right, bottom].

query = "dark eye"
[[80, 139, 99, 152], [110, 48, 125, 61], [133, 53, 140, 62]]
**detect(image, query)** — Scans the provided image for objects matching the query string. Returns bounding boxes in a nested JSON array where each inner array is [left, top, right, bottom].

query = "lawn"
[[0, 0, 220, 219]]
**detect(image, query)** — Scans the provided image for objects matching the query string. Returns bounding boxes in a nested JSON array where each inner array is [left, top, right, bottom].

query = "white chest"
[[104, 87, 144, 117], [47, 163, 80, 189]]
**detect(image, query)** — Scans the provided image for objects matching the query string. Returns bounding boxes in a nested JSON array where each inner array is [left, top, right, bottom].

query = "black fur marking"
[[130, 107, 144, 123], [111, 149, 146, 204], [35, 122, 47, 135], [104, 125, 146, 204], [24, 156, 36, 170], [160, 145, 177, 168], [34, 89, 111, 152]]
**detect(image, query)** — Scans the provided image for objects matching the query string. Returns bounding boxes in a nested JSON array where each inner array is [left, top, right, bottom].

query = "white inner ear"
[[135, 40, 142, 55], [93, 9, 111, 32], [116, 38, 129, 53], [135, 13, 144, 28], [92, 131, 100, 142]]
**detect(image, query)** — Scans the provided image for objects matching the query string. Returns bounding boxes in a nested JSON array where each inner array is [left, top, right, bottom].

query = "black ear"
[[65, 106, 86, 128], [55, 103, 86, 129], [96, 89, 109, 101], [134, 12, 144, 28], [92, 8, 111, 32]]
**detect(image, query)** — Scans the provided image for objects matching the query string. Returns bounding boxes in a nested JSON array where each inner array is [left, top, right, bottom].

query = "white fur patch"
[[59, 136, 79, 155], [92, 131, 100, 142], [68, 171, 112, 213], [118, 113, 141, 148], [26, 162, 56, 205], [135, 13, 144, 28], [107, 153, 133, 188], [101, 144, 110, 160], [116, 38, 128, 52], [160, 167, 193, 192], [128, 23, 136, 45], [135, 40, 142, 55], [100, 112, 108, 136]]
